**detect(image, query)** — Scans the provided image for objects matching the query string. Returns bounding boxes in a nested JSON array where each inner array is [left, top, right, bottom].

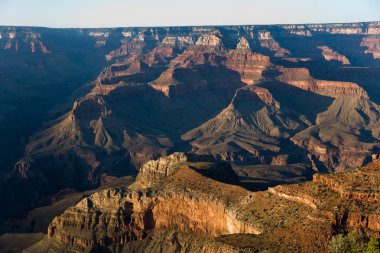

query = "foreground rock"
[[25, 154, 380, 252], [26, 153, 258, 252]]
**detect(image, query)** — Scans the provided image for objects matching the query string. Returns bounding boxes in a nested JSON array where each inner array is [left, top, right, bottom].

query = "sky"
[[0, 0, 379, 28]]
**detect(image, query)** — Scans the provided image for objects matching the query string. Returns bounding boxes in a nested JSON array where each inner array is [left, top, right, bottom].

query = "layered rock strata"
[[38, 154, 259, 252], [361, 36, 380, 59], [317, 46, 350, 65], [27, 156, 380, 253]]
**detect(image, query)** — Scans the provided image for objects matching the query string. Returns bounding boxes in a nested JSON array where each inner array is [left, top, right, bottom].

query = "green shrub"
[[348, 232, 369, 253], [329, 234, 351, 253], [328, 232, 369, 253], [366, 238, 380, 253]]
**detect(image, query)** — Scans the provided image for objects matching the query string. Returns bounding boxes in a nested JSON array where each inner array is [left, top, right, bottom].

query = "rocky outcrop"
[[195, 34, 222, 47], [274, 66, 380, 171], [29, 157, 380, 253], [0, 28, 50, 53], [313, 163, 380, 203], [317, 46, 350, 64], [258, 30, 291, 57], [225, 37, 270, 84], [42, 157, 259, 252], [276, 67, 318, 91], [97, 54, 152, 86], [105, 38, 144, 61], [268, 186, 318, 210], [277, 67, 368, 98], [162, 36, 194, 48], [292, 102, 379, 171], [182, 85, 303, 163], [148, 68, 179, 96], [13, 158, 32, 178], [134, 152, 189, 188], [361, 36, 380, 59], [315, 80, 368, 98], [282, 25, 312, 36], [307, 22, 380, 35], [267, 161, 380, 238], [47, 189, 147, 248]]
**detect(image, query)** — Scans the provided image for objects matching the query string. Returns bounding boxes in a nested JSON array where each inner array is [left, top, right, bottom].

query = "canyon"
[[0, 21, 380, 252]]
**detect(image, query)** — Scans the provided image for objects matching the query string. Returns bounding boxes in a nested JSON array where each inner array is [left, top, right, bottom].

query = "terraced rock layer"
[[25, 155, 380, 253]]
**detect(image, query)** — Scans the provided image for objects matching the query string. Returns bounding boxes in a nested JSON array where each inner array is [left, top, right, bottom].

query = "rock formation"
[[0, 27, 50, 53], [258, 30, 291, 57], [273, 67, 380, 171], [361, 36, 380, 59], [306, 22, 380, 35], [225, 37, 271, 84], [26, 154, 259, 252], [182, 85, 304, 164], [317, 46, 350, 64], [25, 155, 380, 252]]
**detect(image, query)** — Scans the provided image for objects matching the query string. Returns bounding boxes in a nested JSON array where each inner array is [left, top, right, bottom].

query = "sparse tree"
[[329, 234, 351, 253], [328, 232, 369, 253]]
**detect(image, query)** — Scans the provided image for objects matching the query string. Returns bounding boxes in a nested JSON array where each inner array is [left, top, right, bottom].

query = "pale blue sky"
[[0, 0, 379, 28]]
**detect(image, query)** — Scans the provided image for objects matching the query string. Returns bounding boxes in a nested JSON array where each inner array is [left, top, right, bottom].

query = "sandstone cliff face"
[[196, 34, 222, 47], [29, 156, 380, 253], [317, 46, 350, 65], [225, 37, 270, 84], [134, 152, 189, 188], [0, 27, 50, 53], [88, 31, 110, 47], [42, 156, 259, 252], [361, 36, 380, 59], [282, 25, 312, 36], [306, 22, 380, 35], [47, 189, 148, 248], [292, 93, 380, 171], [105, 36, 145, 61], [269, 161, 380, 238], [258, 30, 291, 57], [274, 66, 380, 171], [276, 67, 367, 98], [276, 67, 318, 91]]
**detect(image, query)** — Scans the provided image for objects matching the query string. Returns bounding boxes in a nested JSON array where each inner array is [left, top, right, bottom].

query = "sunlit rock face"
[[0, 28, 50, 52], [258, 30, 291, 57], [317, 46, 350, 65], [27, 155, 380, 252], [361, 36, 380, 59], [42, 155, 258, 252], [306, 22, 380, 35], [225, 37, 270, 85]]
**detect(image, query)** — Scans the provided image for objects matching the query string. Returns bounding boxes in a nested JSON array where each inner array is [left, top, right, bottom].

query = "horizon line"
[[1, 20, 379, 30]]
